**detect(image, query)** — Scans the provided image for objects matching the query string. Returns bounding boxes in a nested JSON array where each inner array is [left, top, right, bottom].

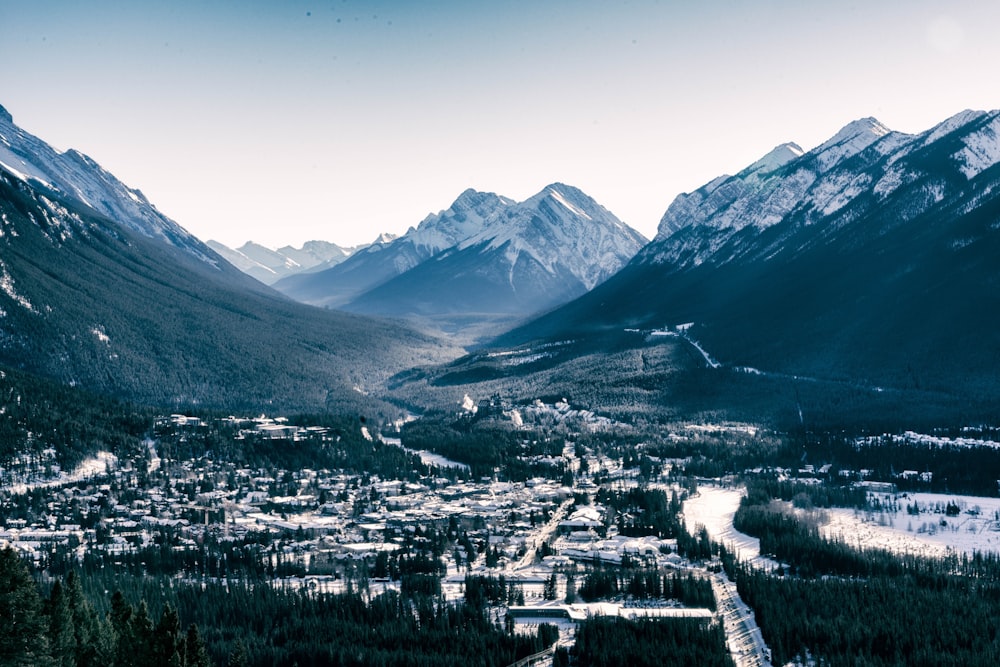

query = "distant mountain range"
[[490, 109, 1000, 420], [206, 239, 365, 285], [7, 98, 1000, 429], [274, 184, 647, 341], [0, 103, 458, 412]]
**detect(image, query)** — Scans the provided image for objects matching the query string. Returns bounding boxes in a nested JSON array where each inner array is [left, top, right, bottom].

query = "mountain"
[[490, 110, 1000, 425], [206, 239, 361, 285], [274, 189, 513, 307], [275, 184, 646, 341], [0, 103, 457, 411], [0, 104, 209, 261], [342, 184, 647, 339]]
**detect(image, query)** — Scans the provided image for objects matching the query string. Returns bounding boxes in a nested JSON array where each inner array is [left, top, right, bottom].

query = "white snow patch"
[[823, 492, 1000, 557], [0, 261, 35, 312], [813, 172, 871, 217], [401, 446, 471, 472], [6, 451, 118, 495], [679, 331, 720, 368], [954, 115, 1000, 179], [855, 430, 1000, 450], [683, 486, 780, 570], [872, 165, 909, 198], [91, 327, 110, 344], [548, 187, 592, 220]]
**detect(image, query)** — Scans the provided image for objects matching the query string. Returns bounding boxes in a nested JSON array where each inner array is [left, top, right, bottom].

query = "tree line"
[[0, 546, 555, 667], [726, 482, 1000, 665]]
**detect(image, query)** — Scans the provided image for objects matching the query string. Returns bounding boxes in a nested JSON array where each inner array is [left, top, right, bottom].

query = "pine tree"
[[130, 600, 155, 667], [109, 590, 134, 667], [184, 624, 211, 667], [227, 638, 249, 667], [46, 581, 76, 667], [153, 604, 182, 666], [543, 574, 558, 600], [65, 571, 112, 667], [564, 574, 577, 604], [0, 547, 52, 666]]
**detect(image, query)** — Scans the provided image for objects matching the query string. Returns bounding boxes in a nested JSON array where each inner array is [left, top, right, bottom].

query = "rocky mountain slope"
[[344, 184, 647, 338], [275, 184, 646, 341]]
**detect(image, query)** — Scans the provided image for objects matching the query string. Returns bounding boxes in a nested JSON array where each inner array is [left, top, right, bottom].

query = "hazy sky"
[[2, 0, 998, 248]]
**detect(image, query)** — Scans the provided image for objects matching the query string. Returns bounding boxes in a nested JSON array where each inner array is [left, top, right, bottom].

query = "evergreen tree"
[[153, 604, 183, 667], [0, 547, 51, 666], [564, 574, 577, 604], [130, 600, 155, 667], [184, 624, 211, 667], [65, 571, 111, 667], [46, 580, 76, 667], [227, 638, 249, 667], [543, 573, 558, 600], [109, 590, 135, 667]]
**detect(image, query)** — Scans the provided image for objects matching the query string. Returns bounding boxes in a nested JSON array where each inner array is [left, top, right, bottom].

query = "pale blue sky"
[[2, 0, 998, 247]]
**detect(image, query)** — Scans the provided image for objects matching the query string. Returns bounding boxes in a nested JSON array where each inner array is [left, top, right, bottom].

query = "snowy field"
[[682, 486, 780, 570], [821, 492, 1000, 558], [686, 484, 1000, 561], [5, 451, 118, 495]]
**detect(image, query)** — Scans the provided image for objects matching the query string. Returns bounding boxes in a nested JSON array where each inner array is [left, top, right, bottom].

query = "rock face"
[[502, 110, 1000, 401], [273, 189, 514, 308]]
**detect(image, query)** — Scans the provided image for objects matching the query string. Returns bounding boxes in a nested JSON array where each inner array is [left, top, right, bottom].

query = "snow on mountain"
[[810, 116, 890, 172], [207, 239, 362, 285], [273, 190, 513, 307], [499, 108, 1000, 412], [645, 110, 1000, 269], [279, 240, 355, 269], [953, 113, 1000, 179], [0, 103, 211, 262], [406, 188, 516, 258], [342, 183, 647, 341], [460, 183, 646, 290]]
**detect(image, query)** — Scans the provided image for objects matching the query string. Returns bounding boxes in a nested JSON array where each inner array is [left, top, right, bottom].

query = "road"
[[514, 497, 574, 571], [711, 571, 773, 667]]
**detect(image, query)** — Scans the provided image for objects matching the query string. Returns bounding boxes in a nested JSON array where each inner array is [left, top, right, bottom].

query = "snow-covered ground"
[[682, 486, 780, 570], [821, 492, 1000, 558], [5, 451, 118, 495], [685, 485, 1000, 562]]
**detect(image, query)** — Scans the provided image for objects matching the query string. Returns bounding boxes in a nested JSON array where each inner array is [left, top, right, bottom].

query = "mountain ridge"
[[0, 105, 459, 412], [206, 239, 362, 285], [336, 183, 647, 341], [492, 109, 1000, 414]]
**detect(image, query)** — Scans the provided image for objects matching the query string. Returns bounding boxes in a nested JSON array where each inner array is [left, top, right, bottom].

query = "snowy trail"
[[682, 486, 781, 570]]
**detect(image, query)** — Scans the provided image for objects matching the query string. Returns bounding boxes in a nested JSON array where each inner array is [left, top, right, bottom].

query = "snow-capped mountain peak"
[[546, 185, 592, 220], [294, 182, 647, 339], [811, 116, 891, 172], [742, 142, 804, 179], [453, 183, 646, 291], [0, 102, 212, 263], [406, 189, 515, 256], [646, 108, 1000, 270], [949, 110, 1000, 180]]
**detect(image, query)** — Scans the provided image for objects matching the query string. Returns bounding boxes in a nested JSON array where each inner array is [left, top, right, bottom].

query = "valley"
[[7, 389, 1000, 665], [3, 101, 1000, 666]]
